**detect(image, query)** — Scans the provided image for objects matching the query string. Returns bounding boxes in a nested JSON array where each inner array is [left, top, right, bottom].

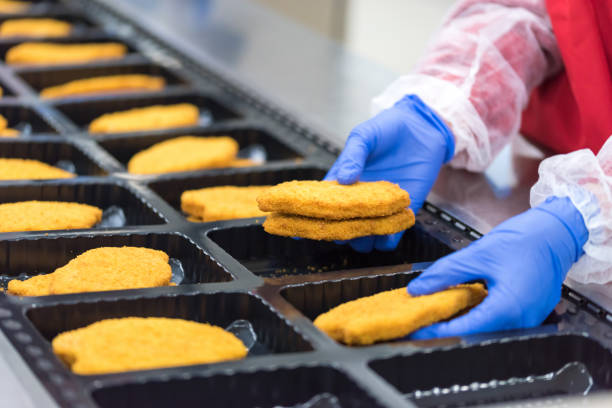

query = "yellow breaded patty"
[[0, 158, 74, 180], [181, 185, 269, 222], [5, 42, 127, 65], [0, 128, 18, 137], [314, 283, 487, 345], [229, 158, 261, 167], [52, 317, 248, 374], [88, 103, 199, 134], [127, 136, 238, 174], [7, 247, 172, 296], [40, 74, 166, 99], [0, 201, 102, 233], [0, 0, 30, 13], [263, 208, 415, 241], [0, 18, 72, 38], [257, 180, 410, 220]]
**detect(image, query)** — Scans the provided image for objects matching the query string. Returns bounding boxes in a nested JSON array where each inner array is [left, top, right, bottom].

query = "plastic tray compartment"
[[0, 104, 59, 134], [0, 139, 107, 176], [148, 166, 326, 215], [0, 232, 231, 291], [53, 91, 240, 133], [26, 291, 314, 363], [0, 180, 166, 229], [369, 334, 612, 407], [99, 126, 304, 172], [209, 215, 453, 278], [92, 366, 383, 408], [15, 59, 188, 95]]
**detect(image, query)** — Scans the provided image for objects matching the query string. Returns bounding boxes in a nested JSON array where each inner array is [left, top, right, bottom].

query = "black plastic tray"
[[0, 1, 609, 408]]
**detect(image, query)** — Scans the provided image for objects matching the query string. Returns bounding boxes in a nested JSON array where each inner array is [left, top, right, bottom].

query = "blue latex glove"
[[408, 196, 588, 339], [325, 94, 455, 253]]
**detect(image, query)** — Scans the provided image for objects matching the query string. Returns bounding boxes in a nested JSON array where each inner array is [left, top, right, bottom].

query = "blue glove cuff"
[[394, 94, 456, 163]]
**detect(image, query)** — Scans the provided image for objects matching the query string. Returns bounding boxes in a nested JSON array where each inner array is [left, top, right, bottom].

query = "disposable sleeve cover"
[[530, 136, 612, 284], [372, 0, 562, 171]]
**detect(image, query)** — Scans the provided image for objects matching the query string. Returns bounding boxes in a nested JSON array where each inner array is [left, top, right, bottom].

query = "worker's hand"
[[408, 196, 588, 339], [325, 94, 455, 252]]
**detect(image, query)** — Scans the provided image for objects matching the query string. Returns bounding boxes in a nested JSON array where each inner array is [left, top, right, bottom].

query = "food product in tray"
[[7, 247, 172, 296], [314, 283, 487, 345], [182, 185, 269, 222], [0, 114, 18, 137], [5, 42, 127, 65], [88, 103, 199, 133], [0, 201, 101, 232], [40, 74, 166, 99], [0, 18, 72, 38], [127, 135, 238, 174], [258, 180, 415, 240], [0, 158, 74, 180], [263, 209, 415, 241], [257, 180, 410, 219], [0, 0, 30, 13], [52, 317, 248, 374], [230, 158, 260, 167]]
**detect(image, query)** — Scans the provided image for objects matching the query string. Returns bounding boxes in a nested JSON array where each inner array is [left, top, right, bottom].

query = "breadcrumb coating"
[[127, 136, 238, 174], [52, 317, 248, 374], [0, 158, 74, 180], [6, 42, 127, 65], [314, 283, 487, 345], [89, 103, 199, 134], [257, 180, 410, 220], [0, 18, 72, 38], [0, 1, 30, 13], [182, 185, 269, 221], [40, 74, 165, 99], [263, 208, 415, 241], [0, 201, 101, 233]]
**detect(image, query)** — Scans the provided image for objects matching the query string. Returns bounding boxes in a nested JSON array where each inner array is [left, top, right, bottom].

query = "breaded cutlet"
[[88, 103, 199, 134], [0, 158, 74, 180], [127, 136, 238, 174], [40, 74, 166, 99], [314, 283, 487, 345], [257, 180, 410, 220], [52, 317, 248, 374], [0, 18, 72, 38], [0, 201, 102, 233], [181, 185, 269, 222], [263, 208, 415, 241], [0, 1, 30, 13], [5, 42, 127, 65]]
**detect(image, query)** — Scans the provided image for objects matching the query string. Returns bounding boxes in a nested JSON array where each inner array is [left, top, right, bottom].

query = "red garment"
[[521, 0, 612, 154]]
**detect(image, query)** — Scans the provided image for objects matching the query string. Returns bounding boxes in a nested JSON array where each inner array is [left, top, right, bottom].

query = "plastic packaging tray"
[[0, 1, 610, 407]]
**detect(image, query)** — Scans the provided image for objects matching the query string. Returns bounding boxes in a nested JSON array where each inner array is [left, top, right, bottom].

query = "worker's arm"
[[373, 0, 562, 171]]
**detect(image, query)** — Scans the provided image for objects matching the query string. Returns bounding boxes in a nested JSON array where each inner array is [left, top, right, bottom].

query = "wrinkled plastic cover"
[[531, 136, 612, 284]]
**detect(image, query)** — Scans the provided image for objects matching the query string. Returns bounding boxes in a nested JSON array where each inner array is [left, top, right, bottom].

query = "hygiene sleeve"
[[531, 136, 612, 284], [372, 0, 562, 172]]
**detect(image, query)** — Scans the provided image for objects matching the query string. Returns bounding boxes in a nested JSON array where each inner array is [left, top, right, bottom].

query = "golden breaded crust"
[[5, 42, 127, 65], [40, 74, 166, 99], [0, 201, 102, 233], [181, 186, 269, 222], [314, 283, 487, 345], [88, 103, 199, 134], [0, 1, 30, 13], [0, 18, 72, 38], [52, 317, 248, 374], [229, 158, 261, 167], [0, 128, 19, 137], [263, 208, 415, 241], [6, 273, 54, 297], [257, 180, 410, 220], [127, 136, 238, 174], [0, 158, 74, 180]]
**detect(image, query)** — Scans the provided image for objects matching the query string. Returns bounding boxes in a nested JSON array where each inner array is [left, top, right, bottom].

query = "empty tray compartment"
[[369, 334, 612, 407], [16, 60, 188, 95], [209, 216, 453, 277], [149, 166, 325, 217], [0, 180, 165, 231], [0, 139, 107, 176], [27, 291, 314, 367], [0, 232, 231, 292], [99, 126, 303, 172], [93, 366, 382, 408], [0, 104, 58, 134], [53, 92, 240, 133]]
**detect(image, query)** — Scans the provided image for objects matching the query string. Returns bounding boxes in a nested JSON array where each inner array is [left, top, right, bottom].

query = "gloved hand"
[[325, 94, 455, 252], [407, 196, 588, 339]]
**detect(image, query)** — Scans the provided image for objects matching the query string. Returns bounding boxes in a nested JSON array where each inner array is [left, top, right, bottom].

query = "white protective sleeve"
[[531, 136, 612, 284], [372, 0, 563, 172]]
